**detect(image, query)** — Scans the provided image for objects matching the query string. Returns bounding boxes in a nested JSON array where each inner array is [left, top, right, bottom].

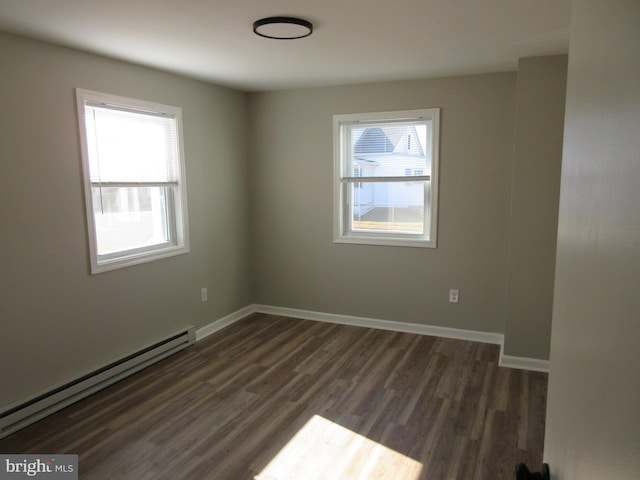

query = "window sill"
[[92, 245, 190, 274], [334, 235, 436, 249]]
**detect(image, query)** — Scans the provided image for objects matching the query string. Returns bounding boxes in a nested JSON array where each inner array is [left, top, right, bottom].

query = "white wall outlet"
[[449, 289, 459, 303], [201, 287, 208, 302]]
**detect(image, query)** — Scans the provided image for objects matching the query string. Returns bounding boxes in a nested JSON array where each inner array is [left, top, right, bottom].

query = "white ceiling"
[[0, 0, 571, 92]]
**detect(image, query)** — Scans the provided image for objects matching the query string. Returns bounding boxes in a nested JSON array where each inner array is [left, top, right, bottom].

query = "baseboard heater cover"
[[0, 326, 196, 439]]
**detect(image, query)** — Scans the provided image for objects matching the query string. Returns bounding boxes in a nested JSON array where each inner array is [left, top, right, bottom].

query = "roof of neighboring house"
[[353, 126, 425, 156], [354, 127, 395, 154]]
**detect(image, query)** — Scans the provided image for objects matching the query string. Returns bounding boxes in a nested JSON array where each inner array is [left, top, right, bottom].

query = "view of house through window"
[[350, 123, 429, 234], [334, 109, 440, 248], [76, 89, 190, 273]]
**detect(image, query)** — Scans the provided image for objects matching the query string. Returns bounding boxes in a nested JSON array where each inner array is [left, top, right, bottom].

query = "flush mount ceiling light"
[[253, 16, 313, 40]]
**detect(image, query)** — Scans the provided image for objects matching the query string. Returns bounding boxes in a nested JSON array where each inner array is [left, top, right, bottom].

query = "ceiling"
[[0, 0, 571, 92]]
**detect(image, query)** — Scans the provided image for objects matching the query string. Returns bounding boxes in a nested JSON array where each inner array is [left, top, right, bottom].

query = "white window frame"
[[76, 89, 190, 273], [333, 108, 440, 248]]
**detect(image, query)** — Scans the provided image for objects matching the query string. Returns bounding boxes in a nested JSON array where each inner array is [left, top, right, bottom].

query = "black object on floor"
[[515, 463, 550, 480]]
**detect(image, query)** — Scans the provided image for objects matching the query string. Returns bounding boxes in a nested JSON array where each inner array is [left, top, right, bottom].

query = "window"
[[333, 108, 440, 248], [76, 89, 190, 273]]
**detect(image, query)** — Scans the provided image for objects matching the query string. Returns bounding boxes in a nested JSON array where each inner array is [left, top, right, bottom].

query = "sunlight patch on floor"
[[255, 414, 423, 480]]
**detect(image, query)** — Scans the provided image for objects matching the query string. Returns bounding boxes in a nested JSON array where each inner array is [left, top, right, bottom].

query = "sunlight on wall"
[[255, 414, 423, 480]]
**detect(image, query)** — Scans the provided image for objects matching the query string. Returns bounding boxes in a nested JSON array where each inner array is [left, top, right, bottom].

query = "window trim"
[[333, 108, 440, 248], [76, 88, 190, 273]]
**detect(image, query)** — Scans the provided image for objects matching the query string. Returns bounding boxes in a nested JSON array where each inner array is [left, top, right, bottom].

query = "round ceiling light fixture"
[[253, 16, 313, 40]]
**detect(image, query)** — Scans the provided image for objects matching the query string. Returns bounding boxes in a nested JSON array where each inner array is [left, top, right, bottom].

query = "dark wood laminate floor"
[[0, 313, 547, 479]]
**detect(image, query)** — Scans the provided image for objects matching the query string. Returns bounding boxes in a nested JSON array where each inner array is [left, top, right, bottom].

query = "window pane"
[[349, 123, 431, 177], [84, 105, 178, 183], [91, 186, 171, 256], [350, 181, 427, 235]]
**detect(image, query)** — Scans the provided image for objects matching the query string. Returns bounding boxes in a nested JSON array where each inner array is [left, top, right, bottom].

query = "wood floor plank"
[[0, 314, 547, 479]]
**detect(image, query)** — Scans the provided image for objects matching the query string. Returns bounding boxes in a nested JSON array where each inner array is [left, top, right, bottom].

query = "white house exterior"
[[350, 124, 432, 218]]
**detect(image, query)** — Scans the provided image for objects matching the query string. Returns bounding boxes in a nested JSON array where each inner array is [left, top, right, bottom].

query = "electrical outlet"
[[201, 288, 208, 302], [449, 289, 459, 304]]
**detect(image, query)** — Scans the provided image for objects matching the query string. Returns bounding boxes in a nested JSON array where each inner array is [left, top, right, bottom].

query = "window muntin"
[[334, 109, 439, 248], [76, 89, 190, 273]]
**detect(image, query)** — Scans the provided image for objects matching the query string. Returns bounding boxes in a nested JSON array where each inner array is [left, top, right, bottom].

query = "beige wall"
[[544, 0, 640, 478], [504, 55, 567, 360], [0, 32, 252, 408], [0, 30, 568, 411], [249, 74, 518, 333], [249, 67, 566, 354]]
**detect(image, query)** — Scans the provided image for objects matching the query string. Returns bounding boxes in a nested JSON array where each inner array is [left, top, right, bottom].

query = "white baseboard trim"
[[195, 305, 256, 341], [253, 304, 505, 345], [499, 344, 550, 372], [195, 304, 549, 373]]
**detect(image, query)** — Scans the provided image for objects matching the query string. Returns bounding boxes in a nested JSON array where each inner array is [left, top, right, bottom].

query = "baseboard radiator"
[[0, 326, 196, 439]]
